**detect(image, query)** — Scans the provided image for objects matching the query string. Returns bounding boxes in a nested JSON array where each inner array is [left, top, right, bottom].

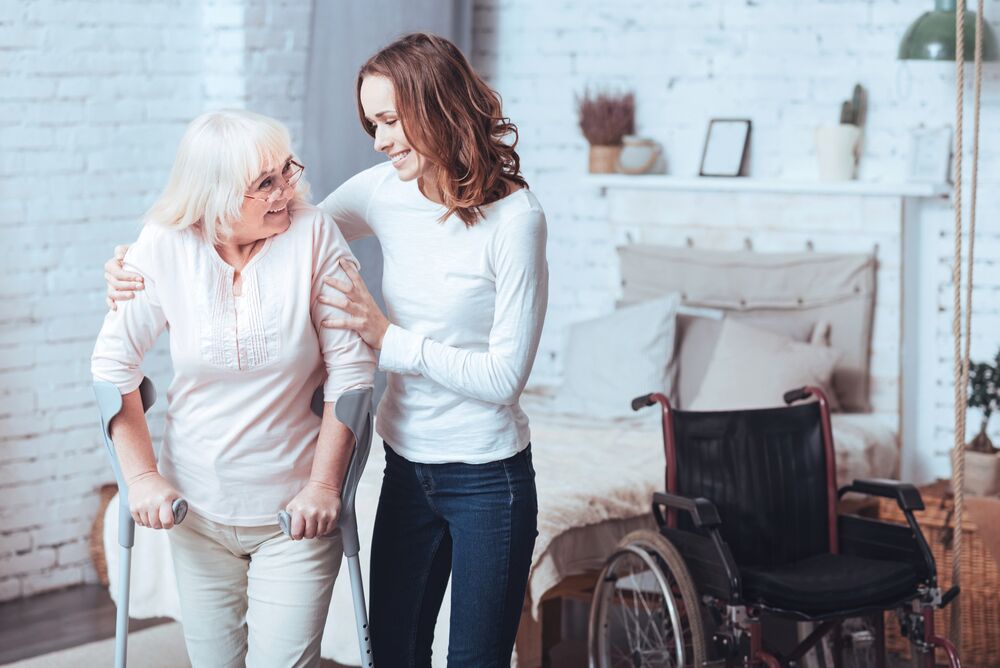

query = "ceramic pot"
[[815, 124, 862, 181], [618, 135, 664, 174], [965, 449, 1000, 496]]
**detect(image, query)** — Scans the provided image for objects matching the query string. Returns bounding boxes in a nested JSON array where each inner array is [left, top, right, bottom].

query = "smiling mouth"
[[267, 204, 287, 214], [390, 150, 410, 164]]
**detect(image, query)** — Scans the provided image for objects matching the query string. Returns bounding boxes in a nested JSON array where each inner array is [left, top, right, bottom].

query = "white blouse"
[[92, 205, 375, 525], [319, 162, 548, 464]]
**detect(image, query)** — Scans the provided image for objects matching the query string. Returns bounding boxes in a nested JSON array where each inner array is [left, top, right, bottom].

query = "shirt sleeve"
[[378, 210, 548, 405], [311, 212, 377, 401], [315, 166, 381, 243], [91, 256, 166, 394]]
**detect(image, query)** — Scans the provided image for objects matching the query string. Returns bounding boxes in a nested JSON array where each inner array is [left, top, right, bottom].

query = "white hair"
[[143, 109, 309, 243]]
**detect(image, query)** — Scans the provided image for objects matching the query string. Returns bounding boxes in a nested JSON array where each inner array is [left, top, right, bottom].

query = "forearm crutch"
[[279, 386, 375, 668], [94, 378, 188, 668]]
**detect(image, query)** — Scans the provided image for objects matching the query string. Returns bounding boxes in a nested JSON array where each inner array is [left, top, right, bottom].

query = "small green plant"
[[576, 89, 635, 146], [968, 347, 1000, 453], [839, 83, 866, 127]]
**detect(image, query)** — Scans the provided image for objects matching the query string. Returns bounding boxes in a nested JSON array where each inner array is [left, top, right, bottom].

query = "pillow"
[[675, 313, 827, 409], [688, 319, 842, 412], [674, 309, 724, 409], [556, 294, 680, 418]]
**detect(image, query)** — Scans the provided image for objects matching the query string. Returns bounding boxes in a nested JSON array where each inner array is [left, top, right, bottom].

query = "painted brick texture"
[[471, 0, 1000, 482], [0, 0, 310, 601], [3, 0, 999, 602]]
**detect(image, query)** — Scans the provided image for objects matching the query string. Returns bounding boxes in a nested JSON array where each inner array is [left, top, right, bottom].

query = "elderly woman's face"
[[233, 157, 297, 243]]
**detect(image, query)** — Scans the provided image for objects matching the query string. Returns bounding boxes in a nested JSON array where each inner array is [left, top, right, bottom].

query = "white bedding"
[[103, 400, 898, 667]]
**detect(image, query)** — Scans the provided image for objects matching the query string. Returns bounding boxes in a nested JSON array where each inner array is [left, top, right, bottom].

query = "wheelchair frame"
[[631, 386, 961, 668]]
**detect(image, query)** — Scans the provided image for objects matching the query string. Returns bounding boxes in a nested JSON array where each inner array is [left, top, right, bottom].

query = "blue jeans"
[[369, 443, 538, 667]]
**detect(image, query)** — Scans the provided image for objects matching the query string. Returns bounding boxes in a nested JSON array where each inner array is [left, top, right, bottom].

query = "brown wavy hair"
[[356, 32, 527, 227]]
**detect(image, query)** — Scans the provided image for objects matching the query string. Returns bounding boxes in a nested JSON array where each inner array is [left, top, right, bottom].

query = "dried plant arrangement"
[[576, 89, 635, 146], [577, 89, 635, 173]]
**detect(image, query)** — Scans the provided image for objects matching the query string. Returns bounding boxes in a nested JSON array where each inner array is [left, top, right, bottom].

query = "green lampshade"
[[899, 0, 999, 61]]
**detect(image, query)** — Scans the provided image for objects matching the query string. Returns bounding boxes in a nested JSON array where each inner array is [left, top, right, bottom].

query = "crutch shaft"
[[347, 554, 373, 667], [115, 544, 131, 668]]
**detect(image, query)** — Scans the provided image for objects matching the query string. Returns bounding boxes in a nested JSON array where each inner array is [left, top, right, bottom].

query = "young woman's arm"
[[323, 211, 548, 405], [314, 168, 380, 243], [92, 261, 180, 529]]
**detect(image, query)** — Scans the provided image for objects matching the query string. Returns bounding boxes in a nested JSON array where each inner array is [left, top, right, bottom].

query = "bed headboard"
[[617, 244, 877, 412]]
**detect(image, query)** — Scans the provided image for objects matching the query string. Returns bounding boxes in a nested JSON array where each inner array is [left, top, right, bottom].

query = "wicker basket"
[[89, 483, 118, 587], [878, 483, 1000, 667]]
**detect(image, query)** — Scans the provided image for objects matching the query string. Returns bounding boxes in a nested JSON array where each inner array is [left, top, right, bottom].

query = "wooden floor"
[[0, 584, 170, 664], [0, 584, 354, 667]]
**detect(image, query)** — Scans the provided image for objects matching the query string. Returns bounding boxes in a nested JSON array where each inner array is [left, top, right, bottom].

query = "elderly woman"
[[91, 109, 375, 668]]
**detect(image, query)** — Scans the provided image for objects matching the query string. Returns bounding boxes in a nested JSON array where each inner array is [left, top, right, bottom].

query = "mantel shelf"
[[585, 174, 951, 199]]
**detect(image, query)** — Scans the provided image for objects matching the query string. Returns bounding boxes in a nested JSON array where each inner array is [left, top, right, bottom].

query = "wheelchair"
[[587, 386, 961, 668]]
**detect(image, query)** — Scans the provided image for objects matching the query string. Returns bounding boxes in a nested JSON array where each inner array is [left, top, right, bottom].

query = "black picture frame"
[[699, 118, 752, 177]]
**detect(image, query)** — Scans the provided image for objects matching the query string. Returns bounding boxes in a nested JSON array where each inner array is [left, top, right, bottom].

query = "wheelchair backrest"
[[671, 401, 832, 569]]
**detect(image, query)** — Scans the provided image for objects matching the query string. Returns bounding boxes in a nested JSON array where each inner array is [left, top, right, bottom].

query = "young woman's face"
[[233, 158, 295, 244], [360, 75, 431, 182]]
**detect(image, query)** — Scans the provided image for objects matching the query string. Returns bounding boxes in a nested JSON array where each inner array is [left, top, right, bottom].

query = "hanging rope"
[[949, 0, 986, 648], [949, 0, 965, 646]]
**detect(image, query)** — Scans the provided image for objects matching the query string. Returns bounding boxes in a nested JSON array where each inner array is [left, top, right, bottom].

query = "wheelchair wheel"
[[588, 529, 706, 668]]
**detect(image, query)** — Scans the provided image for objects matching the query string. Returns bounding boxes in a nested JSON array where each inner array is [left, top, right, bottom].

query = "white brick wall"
[[0, 0, 312, 601], [3, 0, 999, 602], [470, 0, 1000, 482]]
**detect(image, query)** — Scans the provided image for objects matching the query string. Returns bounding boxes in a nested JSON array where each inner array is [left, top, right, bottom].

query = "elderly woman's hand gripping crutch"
[[279, 386, 376, 668]]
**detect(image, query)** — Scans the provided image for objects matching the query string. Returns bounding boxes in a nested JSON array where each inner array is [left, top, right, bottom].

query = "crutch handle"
[[278, 510, 292, 536], [276, 510, 341, 540], [172, 498, 188, 525]]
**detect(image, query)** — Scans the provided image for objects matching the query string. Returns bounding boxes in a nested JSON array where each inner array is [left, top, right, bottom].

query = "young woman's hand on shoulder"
[[103, 244, 144, 309], [318, 259, 390, 350]]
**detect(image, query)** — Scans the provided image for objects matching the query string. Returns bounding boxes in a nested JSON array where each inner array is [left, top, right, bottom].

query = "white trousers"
[[168, 511, 342, 668]]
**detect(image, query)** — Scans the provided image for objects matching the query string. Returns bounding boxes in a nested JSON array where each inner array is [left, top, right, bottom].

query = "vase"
[[588, 145, 622, 174], [815, 124, 862, 181]]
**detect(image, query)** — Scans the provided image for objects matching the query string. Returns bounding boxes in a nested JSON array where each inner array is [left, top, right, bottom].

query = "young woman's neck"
[[417, 169, 444, 205]]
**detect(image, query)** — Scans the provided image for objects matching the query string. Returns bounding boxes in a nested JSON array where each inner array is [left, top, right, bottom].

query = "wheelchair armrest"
[[653, 492, 742, 602], [838, 478, 925, 512], [652, 492, 721, 529]]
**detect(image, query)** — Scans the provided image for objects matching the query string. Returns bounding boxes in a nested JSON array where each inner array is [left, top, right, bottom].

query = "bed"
[[101, 245, 901, 667]]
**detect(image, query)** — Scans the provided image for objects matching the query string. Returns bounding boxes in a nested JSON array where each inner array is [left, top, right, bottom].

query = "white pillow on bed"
[[555, 294, 680, 419], [688, 318, 842, 411]]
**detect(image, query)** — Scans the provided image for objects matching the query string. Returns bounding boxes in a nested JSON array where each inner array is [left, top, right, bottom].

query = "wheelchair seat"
[[741, 552, 919, 616]]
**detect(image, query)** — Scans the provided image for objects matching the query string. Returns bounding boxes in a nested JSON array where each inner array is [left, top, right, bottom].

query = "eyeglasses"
[[244, 159, 304, 204]]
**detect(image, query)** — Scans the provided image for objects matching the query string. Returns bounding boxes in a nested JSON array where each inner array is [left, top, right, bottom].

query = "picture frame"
[[699, 118, 751, 177], [907, 125, 952, 184]]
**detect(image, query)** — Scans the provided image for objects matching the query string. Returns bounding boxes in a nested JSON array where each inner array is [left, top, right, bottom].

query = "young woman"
[[93, 110, 375, 667], [104, 33, 547, 667]]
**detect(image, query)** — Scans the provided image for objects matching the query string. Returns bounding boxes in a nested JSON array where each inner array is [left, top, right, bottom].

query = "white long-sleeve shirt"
[[92, 205, 375, 525], [319, 162, 548, 464]]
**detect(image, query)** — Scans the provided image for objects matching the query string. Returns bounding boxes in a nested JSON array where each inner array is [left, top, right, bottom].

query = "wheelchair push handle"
[[783, 387, 812, 404], [631, 393, 655, 411]]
